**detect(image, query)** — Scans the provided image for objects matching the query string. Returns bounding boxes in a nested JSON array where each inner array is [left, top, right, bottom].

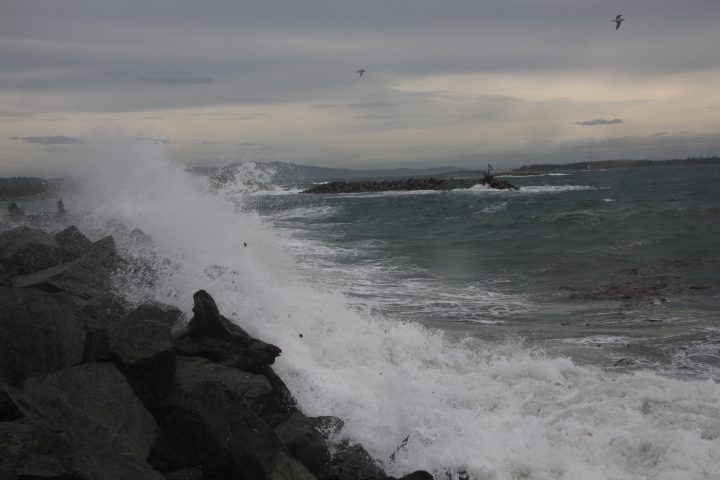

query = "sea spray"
[[62, 135, 720, 479]]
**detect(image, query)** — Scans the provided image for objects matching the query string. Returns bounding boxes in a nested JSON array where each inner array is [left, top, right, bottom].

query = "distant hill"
[[0, 177, 50, 199], [188, 161, 466, 184], [513, 156, 720, 173]]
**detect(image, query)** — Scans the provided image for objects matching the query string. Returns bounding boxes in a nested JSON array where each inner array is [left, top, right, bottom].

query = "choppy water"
[[4, 138, 719, 479]]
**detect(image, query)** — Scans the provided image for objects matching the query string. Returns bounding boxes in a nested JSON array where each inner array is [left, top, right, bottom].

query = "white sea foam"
[[63, 136, 720, 480]]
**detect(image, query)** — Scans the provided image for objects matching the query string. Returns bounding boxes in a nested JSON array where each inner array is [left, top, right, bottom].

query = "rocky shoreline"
[[302, 175, 518, 194], [0, 221, 433, 480]]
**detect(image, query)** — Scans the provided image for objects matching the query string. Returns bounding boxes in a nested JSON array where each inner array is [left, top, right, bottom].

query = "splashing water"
[[62, 136, 720, 480]]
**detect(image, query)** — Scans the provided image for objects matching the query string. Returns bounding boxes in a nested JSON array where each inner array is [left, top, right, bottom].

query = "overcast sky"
[[2, 0, 720, 175]]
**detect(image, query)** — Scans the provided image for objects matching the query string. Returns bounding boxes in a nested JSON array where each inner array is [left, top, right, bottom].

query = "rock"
[[10, 259, 79, 289], [21, 362, 158, 462], [149, 381, 286, 479], [167, 356, 272, 415], [256, 365, 298, 414], [269, 412, 331, 478], [307, 416, 345, 440], [302, 175, 518, 194], [0, 421, 165, 480], [394, 471, 434, 480], [0, 226, 57, 259], [267, 451, 318, 480], [53, 225, 92, 258], [1, 382, 44, 422], [164, 467, 205, 480], [109, 304, 177, 407], [326, 441, 387, 480], [6, 202, 25, 220], [0, 288, 86, 385], [47, 236, 125, 303], [174, 290, 281, 372]]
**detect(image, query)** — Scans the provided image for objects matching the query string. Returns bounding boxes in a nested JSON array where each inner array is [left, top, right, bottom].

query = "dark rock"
[[149, 381, 287, 479], [53, 225, 92, 258], [0, 288, 86, 385], [167, 356, 272, 415], [307, 416, 345, 440], [1, 382, 45, 422], [10, 260, 78, 289], [7, 202, 25, 220], [395, 472, 434, 480], [164, 467, 205, 480], [0, 421, 164, 480], [326, 441, 387, 480], [0, 226, 57, 259], [256, 365, 298, 414], [302, 175, 518, 194], [174, 290, 281, 371], [46, 236, 125, 303], [270, 412, 331, 478], [109, 304, 177, 407], [21, 362, 158, 462], [8, 242, 75, 275], [267, 451, 317, 480]]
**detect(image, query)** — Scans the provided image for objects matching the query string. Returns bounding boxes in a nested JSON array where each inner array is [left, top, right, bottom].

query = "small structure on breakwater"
[[302, 174, 519, 194]]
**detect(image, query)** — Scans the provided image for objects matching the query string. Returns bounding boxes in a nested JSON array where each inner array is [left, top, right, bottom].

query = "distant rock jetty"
[[0, 222, 432, 480], [303, 175, 519, 194]]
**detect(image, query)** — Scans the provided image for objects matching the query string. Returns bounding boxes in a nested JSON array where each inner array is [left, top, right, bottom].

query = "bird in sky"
[[356, 68, 366, 77], [613, 14, 625, 30]]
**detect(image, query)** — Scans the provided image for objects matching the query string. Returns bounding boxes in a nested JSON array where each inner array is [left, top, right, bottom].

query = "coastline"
[[0, 220, 433, 480]]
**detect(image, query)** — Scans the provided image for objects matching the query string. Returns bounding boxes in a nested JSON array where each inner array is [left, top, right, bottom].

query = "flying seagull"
[[356, 68, 366, 77], [613, 14, 625, 30]]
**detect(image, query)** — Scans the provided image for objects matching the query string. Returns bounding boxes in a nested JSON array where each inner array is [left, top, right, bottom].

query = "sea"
[[4, 138, 720, 479]]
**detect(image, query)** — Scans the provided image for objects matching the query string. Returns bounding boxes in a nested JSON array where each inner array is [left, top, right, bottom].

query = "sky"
[[2, 0, 720, 176]]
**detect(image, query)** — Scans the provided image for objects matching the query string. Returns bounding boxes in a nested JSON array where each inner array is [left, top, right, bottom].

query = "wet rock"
[[21, 363, 158, 462], [267, 451, 317, 480], [0, 226, 57, 258], [109, 304, 177, 407], [303, 175, 518, 194], [0, 225, 74, 275], [6, 202, 24, 220], [167, 356, 272, 415], [307, 416, 345, 440], [256, 365, 298, 414], [325, 441, 387, 480], [174, 290, 281, 372], [10, 259, 78, 289], [164, 467, 205, 480], [149, 381, 286, 479], [394, 472, 434, 480], [269, 412, 331, 478], [0, 288, 86, 385], [53, 225, 92, 258], [47, 236, 125, 303]]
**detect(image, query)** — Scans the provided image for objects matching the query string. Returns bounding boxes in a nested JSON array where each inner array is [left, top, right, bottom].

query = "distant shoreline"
[[510, 156, 720, 174]]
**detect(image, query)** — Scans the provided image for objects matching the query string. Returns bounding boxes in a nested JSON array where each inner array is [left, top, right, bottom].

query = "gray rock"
[[174, 290, 281, 372], [326, 441, 388, 480], [47, 236, 125, 302], [394, 472, 434, 480], [0, 226, 56, 259], [164, 467, 205, 480], [267, 451, 318, 480], [109, 304, 177, 407], [53, 225, 92, 258], [0, 288, 86, 384], [21, 362, 158, 462], [149, 381, 286, 479], [170, 356, 272, 414], [270, 412, 331, 478]]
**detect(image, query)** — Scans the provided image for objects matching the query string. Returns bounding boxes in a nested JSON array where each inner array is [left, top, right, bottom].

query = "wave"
[[62, 135, 720, 479]]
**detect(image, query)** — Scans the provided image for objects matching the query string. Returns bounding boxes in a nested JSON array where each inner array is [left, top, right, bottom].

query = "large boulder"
[[150, 381, 289, 479], [174, 290, 281, 372], [0, 225, 73, 275], [109, 304, 177, 407], [0, 421, 165, 480], [21, 362, 158, 462], [0, 226, 56, 258], [266, 412, 332, 478], [325, 441, 388, 480], [0, 288, 86, 384], [47, 236, 125, 303], [168, 356, 273, 415], [53, 225, 92, 258]]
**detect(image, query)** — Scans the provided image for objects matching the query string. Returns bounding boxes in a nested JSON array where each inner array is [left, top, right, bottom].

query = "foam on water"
[[64, 137, 720, 479]]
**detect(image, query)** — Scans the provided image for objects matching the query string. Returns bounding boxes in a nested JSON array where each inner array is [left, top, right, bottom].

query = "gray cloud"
[[17, 136, 83, 145], [574, 118, 623, 126], [138, 74, 216, 85]]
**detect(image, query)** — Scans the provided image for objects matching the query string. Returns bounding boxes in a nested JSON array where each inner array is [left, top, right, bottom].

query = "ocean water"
[[5, 138, 720, 479]]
